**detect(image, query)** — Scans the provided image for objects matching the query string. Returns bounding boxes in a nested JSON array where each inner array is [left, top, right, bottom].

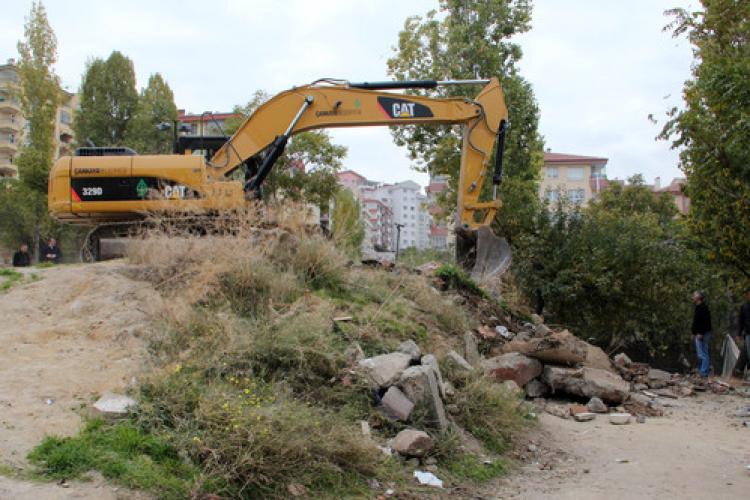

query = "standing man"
[[691, 291, 712, 378], [40, 237, 62, 264], [735, 288, 750, 377], [12, 243, 31, 267]]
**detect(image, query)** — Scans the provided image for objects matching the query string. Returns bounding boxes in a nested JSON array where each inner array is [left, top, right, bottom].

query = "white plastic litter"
[[413, 470, 443, 488]]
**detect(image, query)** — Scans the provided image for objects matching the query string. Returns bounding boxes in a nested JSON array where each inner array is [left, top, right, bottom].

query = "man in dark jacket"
[[40, 238, 62, 264], [12, 244, 30, 267], [691, 291, 712, 377], [735, 288, 750, 376]]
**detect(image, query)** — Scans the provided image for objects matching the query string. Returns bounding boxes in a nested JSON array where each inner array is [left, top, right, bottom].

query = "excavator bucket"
[[456, 225, 512, 282]]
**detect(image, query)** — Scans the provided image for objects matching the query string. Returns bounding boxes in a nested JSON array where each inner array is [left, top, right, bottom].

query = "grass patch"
[[27, 419, 199, 498], [450, 375, 532, 454], [0, 268, 23, 292], [442, 453, 508, 482]]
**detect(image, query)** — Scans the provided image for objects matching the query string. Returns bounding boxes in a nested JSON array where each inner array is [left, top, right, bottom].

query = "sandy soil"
[[493, 392, 750, 499], [0, 262, 161, 499]]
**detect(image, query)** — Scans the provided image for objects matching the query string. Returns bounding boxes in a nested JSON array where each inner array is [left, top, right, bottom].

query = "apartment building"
[[0, 59, 78, 179], [540, 151, 609, 206], [654, 176, 690, 215], [425, 174, 452, 250], [336, 170, 434, 252]]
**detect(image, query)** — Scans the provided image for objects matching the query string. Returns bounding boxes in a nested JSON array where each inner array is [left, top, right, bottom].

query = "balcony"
[[0, 118, 21, 131], [0, 138, 18, 152], [0, 99, 20, 112], [0, 161, 17, 177], [589, 174, 609, 195]]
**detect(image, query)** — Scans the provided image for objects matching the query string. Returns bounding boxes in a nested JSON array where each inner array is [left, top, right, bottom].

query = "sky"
[[1, 0, 696, 188]]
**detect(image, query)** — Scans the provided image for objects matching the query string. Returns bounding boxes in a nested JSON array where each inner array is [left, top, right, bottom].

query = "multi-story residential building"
[[654, 176, 690, 215], [425, 174, 452, 250], [336, 171, 434, 252], [0, 59, 78, 179], [540, 151, 609, 206]]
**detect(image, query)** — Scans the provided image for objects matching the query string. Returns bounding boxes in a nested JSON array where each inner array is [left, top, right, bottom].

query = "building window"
[[8, 133, 15, 144], [567, 167, 584, 181], [546, 166, 558, 178], [545, 189, 559, 203], [60, 110, 72, 125], [569, 189, 585, 204]]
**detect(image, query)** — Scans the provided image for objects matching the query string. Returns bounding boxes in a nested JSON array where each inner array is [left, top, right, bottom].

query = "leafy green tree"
[[514, 181, 729, 366], [74, 51, 138, 147], [660, 1, 750, 278], [124, 73, 178, 153], [225, 91, 347, 208], [331, 188, 365, 257], [387, 0, 544, 243], [0, 1, 63, 259]]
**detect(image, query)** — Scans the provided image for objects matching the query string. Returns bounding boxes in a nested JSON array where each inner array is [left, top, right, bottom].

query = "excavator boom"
[[48, 77, 511, 277]]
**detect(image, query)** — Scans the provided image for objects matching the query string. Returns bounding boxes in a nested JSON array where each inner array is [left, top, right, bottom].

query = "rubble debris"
[[359, 352, 412, 388], [381, 386, 414, 421], [360, 420, 371, 438], [586, 397, 608, 414], [444, 350, 474, 374], [585, 344, 615, 372], [544, 403, 570, 419], [646, 369, 672, 389], [609, 413, 632, 425], [398, 340, 422, 362], [573, 412, 597, 422], [442, 381, 456, 399], [543, 366, 630, 403], [393, 429, 434, 457], [613, 353, 632, 368], [525, 379, 550, 398], [399, 366, 448, 430], [420, 354, 445, 398], [501, 330, 589, 366], [464, 331, 481, 367], [413, 470, 443, 488], [92, 392, 136, 419], [535, 323, 552, 337], [415, 261, 440, 275], [482, 352, 542, 387], [636, 415, 646, 424], [568, 404, 589, 416], [478, 324, 498, 340]]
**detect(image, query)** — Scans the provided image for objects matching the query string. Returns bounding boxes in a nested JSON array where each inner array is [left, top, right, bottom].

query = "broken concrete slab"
[[464, 331, 481, 367], [501, 330, 588, 366], [646, 369, 672, 389], [381, 386, 414, 421], [525, 378, 550, 398], [398, 340, 422, 362], [482, 352, 542, 387], [399, 366, 448, 430], [420, 354, 445, 398], [586, 397, 608, 414], [609, 413, 632, 425], [393, 429, 434, 457], [543, 366, 630, 403], [444, 350, 474, 374], [358, 352, 412, 388], [92, 392, 136, 419], [573, 412, 597, 422]]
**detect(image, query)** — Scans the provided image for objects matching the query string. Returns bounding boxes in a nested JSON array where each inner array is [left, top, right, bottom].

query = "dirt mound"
[[0, 261, 161, 464]]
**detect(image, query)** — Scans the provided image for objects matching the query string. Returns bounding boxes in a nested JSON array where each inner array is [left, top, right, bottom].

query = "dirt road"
[[494, 392, 750, 499], [0, 262, 160, 499]]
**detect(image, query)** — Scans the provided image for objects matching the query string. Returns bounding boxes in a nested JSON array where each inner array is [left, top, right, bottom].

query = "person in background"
[[12, 243, 30, 267], [735, 287, 750, 377], [40, 237, 62, 264], [691, 291, 712, 378]]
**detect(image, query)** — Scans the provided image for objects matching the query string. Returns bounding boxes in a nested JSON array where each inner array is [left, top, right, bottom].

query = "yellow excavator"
[[48, 77, 511, 278]]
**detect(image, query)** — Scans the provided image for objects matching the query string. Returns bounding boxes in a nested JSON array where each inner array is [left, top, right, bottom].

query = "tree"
[[331, 188, 365, 257], [74, 51, 138, 147], [514, 181, 729, 367], [125, 73, 178, 153], [660, 1, 750, 278], [387, 0, 544, 243], [225, 91, 347, 208], [0, 1, 62, 258]]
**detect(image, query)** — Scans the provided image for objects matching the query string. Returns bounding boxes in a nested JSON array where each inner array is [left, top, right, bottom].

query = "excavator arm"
[[210, 78, 508, 233]]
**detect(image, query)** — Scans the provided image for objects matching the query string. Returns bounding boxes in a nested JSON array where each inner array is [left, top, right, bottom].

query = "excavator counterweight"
[[48, 77, 511, 279]]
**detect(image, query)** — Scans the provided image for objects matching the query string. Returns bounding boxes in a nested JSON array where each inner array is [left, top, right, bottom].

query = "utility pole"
[[395, 223, 404, 262]]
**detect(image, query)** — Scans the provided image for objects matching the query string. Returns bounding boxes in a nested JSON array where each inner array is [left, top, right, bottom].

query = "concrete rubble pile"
[[465, 313, 742, 422]]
